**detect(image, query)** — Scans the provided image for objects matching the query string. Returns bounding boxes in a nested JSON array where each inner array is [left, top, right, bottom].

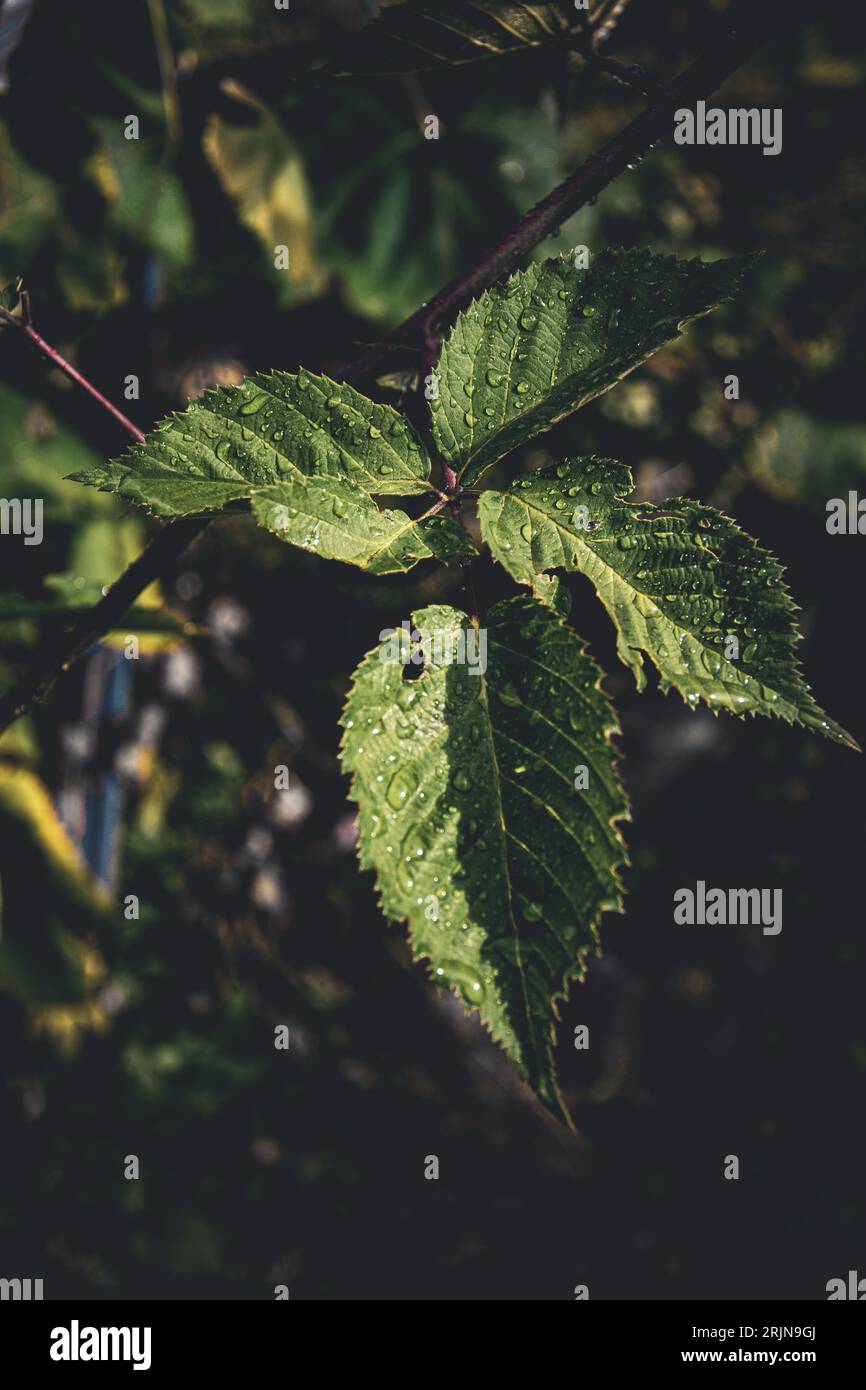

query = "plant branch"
[[0, 0, 780, 734], [0, 306, 145, 442], [338, 0, 782, 377], [147, 0, 182, 145], [0, 518, 207, 734]]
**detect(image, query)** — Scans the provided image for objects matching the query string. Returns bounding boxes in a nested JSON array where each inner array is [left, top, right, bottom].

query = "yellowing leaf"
[[203, 82, 320, 292]]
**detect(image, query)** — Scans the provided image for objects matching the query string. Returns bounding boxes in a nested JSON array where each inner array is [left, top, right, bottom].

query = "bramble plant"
[[25, 244, 851, 1123], [0, 0, 851, 1132]]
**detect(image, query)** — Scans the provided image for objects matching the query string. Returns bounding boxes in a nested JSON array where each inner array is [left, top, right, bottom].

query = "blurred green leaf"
[[748, 410, 866, 508], [89, 118, 195, 268], [0, 382, 120, 516]]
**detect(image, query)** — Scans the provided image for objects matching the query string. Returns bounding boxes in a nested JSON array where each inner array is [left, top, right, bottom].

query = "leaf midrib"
[[475, 628, 539, 1071]]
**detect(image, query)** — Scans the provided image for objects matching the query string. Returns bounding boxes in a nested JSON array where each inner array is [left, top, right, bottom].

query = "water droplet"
[[451, 766, 471, 793], [386, 766, 419, 809]]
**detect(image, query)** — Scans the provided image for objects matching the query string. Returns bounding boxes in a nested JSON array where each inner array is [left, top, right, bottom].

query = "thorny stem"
[[341, 0, 782, 378], [0, 0, 781, 735], [0, 307, 145, 443]]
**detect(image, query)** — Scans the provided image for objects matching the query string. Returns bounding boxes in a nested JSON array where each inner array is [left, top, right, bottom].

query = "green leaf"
[[0, 275, 21, 314], [202, 82, 321, 301], [318, 131, 484, 327], [68, 370, 435, 517], [315, 96, 585, 327], [252, 478, 475, 574], [90, 119, 195, 269], [325, 2, 598, 76], [479, 457, 857, 748], [432, 248, 756, 486], [174, 0, 290, 60], [0, 382, 119, 516], [748, 409, 866, 509], [340, 594, 629, 1121]]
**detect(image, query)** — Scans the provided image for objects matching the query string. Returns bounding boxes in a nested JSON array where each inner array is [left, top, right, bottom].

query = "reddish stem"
[[0, 308, 144, 443]]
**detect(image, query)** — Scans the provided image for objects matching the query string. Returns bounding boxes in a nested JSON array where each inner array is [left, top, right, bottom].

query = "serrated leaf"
[[325, 2, 598, 75], [67, 370, 435, 517], [479, 457, 857, 748], [433, 248, 756, 485], [252, 478, 475, 574], [340, 594, 629, 1121]]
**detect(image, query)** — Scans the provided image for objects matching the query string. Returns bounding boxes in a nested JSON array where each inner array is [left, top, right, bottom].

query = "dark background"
[[0, 0, 863, 1299]]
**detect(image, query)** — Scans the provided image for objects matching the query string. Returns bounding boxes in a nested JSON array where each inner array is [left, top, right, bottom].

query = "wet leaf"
[[253, 478, 475, 573], [479, 457, 857, 747], [68, 370, 436, 515], [340, 594, 629, 1121], [432, 247, 757, 485]]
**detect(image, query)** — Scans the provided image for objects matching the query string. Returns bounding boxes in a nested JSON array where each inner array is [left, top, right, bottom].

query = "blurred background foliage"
[[0, 0, 864, 1298]]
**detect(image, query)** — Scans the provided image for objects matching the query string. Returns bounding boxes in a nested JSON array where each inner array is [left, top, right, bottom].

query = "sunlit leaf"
[[479, 456, 857, 747], [340, 594, 629, 1121]]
